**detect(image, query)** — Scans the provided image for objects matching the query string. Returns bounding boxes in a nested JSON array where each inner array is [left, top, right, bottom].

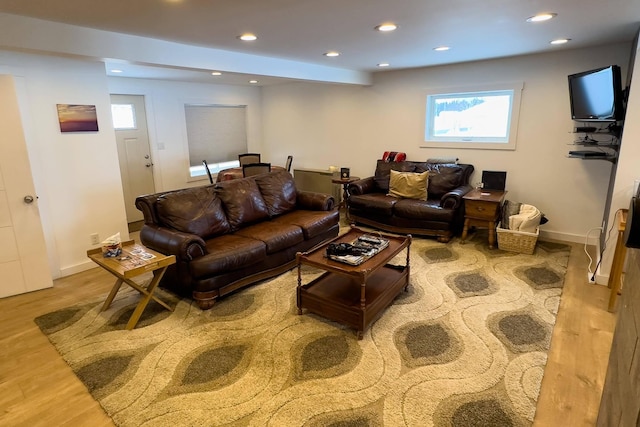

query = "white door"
[[110, 94, 155, 224], [0, 75, 52, 298]]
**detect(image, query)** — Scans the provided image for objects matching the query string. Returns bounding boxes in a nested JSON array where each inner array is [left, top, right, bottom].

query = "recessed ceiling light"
[[238, 33, 257, 41], [110, 69, 123, 73], [550, 38, 570, 45], [375, 23, 398, 32], [211, 71, 222, 76], [433, 46, 450, 51], [377, 63, 390, 67], [249, 80, 258, 84], [526, 13, 557, 23], [324, 51, 340, 57]]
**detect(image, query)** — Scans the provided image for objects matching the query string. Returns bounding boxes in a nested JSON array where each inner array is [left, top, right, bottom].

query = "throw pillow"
[[387, 170, 429, 201], [254, 170, 297, 216], [157, 187, 231, 238], [415, 163, 464, 198], [215, 178, 270, 230]]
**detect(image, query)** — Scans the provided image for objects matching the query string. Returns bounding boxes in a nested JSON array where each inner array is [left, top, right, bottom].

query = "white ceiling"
[[0, 0, 638, 85]]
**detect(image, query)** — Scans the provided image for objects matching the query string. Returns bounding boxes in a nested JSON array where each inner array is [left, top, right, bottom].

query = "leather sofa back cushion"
[[156, 186, 231, 239], [374, 160, 416, 192], [415, 163, 465, 198], [255, 170, 297, 216], [387, 170, 429, 201], [216, 178, 270, 230]]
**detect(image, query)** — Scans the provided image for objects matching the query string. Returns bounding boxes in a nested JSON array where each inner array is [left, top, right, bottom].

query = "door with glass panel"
[[110, 94, 155, 224]]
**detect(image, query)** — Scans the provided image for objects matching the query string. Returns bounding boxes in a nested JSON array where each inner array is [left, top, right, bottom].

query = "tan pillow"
[[387, 170, 429, 201]]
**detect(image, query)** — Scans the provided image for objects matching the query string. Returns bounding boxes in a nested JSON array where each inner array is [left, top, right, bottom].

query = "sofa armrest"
[[348, 177, 376, 195], [139, 224, 207, 261], [440, 185, 473, 209], [296, 191, 335, 211]]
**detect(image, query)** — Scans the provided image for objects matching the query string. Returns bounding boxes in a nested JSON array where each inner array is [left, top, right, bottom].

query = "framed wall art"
[[56, 104, 99, 132]]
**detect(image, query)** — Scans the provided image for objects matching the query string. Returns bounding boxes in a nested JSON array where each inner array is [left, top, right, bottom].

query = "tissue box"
[[102, 242, 122, 258], [101, 232, 122, 257]]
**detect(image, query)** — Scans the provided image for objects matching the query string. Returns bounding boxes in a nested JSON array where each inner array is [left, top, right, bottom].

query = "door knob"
[[24, 195, 35, 204]]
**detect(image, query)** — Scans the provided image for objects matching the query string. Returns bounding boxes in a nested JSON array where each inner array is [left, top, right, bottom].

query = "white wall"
[[0, 51, 264, 280], [262, 44, 632, 246], [1, 43, 635, 282], [0, 51, 128, 277], [601, 41, 640, 281], [107, 77, 263, 191]]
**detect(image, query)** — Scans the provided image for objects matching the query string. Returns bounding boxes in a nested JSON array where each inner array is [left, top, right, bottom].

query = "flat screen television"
[[568, 65, 623, 122]]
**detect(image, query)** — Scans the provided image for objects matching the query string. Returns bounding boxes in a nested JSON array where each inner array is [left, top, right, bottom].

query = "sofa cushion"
[[393, 198, 455, 222], [235, 221, 304, 254], [374, 160, 415, 192], [414, 163, 465, 198], [272, 209, 340, 240], [156, 186, 230, 238], [254, 170, 297, 217], [349, 193, 397, 217], [387, 170, 429, 201], [215, 178, 270, 230], [191, 234, 266, 278]]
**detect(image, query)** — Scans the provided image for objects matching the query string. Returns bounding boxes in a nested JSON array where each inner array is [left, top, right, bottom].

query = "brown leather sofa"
[[347, 160, 474, 242], [135, 170, 339, 309]]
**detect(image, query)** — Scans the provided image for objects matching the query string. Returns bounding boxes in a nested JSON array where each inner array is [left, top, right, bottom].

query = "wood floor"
[[0, 240, 616, 426]]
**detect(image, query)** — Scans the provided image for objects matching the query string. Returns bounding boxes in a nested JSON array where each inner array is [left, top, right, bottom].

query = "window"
[[423, 82, 523, 150], [184, 104, 247, 178], [111, 103, 136, 130]]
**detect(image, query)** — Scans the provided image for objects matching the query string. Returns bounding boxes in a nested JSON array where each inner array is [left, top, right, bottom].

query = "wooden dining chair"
[[242, 162, 271, 177], [202, 160, 213, 184], [285, 155, 293, 172], [238, 153, 261, 166]]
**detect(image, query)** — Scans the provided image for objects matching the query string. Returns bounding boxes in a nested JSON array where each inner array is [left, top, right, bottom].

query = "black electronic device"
[[568, 150, 607, 158], [326, 243, 368, 257], [624, 197, 640, 248], [575, 126, 597, 133], [568, 65, 624, 122], [481, 171, 506, 191]]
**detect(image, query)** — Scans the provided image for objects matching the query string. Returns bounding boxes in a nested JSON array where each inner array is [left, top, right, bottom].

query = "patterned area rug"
[[35, 231, 570, 426]]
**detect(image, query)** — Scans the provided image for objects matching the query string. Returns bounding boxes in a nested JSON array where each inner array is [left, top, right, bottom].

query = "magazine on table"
[[327, 235, 390, 266]]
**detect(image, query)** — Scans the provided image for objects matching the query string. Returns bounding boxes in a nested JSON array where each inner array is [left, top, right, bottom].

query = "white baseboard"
[[538, 229, 599, 246], [59, 260, 97, 277]]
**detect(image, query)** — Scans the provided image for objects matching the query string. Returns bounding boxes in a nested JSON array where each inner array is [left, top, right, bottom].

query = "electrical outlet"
[[587, 272, 596, 284], [90, 233, 100, 245]]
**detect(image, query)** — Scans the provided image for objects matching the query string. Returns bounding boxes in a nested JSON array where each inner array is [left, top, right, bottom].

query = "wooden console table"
[[87, 240, 176, 329], [461, 189, 507, 249], [608, 208, 628, 312]]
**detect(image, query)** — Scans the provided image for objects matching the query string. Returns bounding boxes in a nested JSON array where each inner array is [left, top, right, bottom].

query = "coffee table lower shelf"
[[297, 264, 408, 339]]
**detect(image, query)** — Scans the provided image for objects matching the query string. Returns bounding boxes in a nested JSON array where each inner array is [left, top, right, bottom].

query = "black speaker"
[[624, 197, 640, 248]]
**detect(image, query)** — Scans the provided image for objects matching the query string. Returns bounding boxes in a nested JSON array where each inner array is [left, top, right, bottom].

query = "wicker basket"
[[496, 226, 539, 254]]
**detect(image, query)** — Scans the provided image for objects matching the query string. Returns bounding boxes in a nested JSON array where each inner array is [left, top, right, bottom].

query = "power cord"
[[584, 227, 603, 282]]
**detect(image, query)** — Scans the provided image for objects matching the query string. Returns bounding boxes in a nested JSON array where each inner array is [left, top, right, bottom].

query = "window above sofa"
[[423, 81, 523, 151]]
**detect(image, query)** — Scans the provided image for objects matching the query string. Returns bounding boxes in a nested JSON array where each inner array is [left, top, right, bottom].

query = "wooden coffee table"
[[296, 227, 411, 339], [87, 240, 176, 330]]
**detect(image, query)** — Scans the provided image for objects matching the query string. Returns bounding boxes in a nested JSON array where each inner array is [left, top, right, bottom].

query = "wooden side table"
[[331, 176, 360, 212], [461, 189, 507, 249], [87, 240, 176, 329], [608, 208, 628, 312]]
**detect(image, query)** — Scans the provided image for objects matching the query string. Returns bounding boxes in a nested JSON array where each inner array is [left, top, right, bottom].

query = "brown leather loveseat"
[[347, 160, 474, 242], [135, 170, 339, 309]]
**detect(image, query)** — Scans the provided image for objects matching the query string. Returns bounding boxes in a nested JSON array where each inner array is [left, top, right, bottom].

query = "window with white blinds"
[[184, 104, 248, 177]]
